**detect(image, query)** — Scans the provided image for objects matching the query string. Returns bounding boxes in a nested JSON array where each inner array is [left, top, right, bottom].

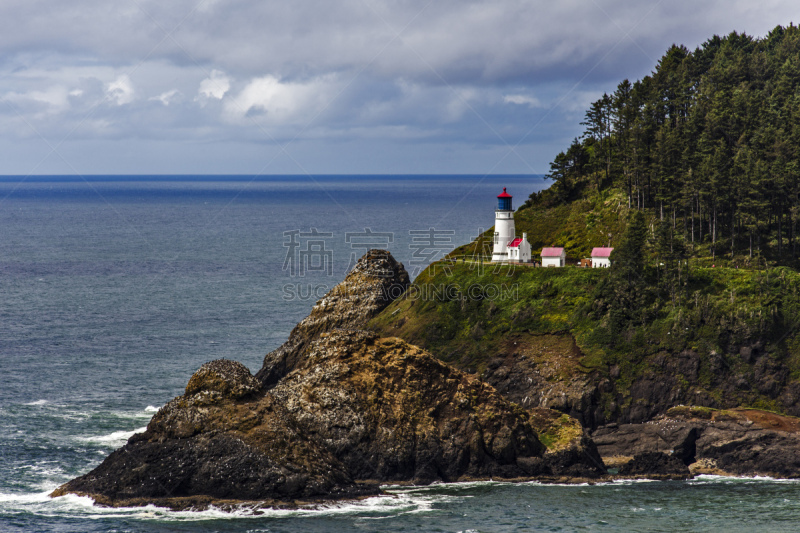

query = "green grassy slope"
[[370, 255, 800, 420], [450, 185, 628, 262]]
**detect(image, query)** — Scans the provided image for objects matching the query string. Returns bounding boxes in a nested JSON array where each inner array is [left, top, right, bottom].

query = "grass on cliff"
[[369, 258, 800, 416], [370, 262, 606, 372], [450, 186, 629, 263]]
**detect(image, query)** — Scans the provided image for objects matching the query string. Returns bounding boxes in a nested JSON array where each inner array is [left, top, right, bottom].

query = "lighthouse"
[[492, 188, 516, 262]]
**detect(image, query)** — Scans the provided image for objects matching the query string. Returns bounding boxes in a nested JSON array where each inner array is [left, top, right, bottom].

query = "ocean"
[[2, 175, 800, 532]]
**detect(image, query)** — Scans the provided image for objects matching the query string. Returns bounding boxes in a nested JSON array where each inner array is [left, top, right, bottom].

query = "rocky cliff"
[[368, 259, 800, 478], [53, 250, 604, 509]]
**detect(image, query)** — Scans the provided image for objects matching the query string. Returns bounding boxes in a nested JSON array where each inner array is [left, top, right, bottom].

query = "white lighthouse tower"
[[492, 187, 516, 262]]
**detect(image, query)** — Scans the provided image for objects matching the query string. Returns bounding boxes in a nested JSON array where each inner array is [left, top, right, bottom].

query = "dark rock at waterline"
[[618, 452, 691, 479], [594, 406, 800, 478], [51, 383, 375, 508]]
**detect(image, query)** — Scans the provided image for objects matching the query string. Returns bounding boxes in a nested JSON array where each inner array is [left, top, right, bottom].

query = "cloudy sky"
[[1, 0, 797, 175]]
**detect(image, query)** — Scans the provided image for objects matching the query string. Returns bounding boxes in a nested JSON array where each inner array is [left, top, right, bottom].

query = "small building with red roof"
[[591, 247, 614, 268], [541, 247, 566, 267], [507, 232, 531, 263]]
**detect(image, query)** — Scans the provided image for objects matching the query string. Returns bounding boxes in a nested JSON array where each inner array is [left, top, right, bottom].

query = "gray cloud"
[[0, 0, 797, 174]]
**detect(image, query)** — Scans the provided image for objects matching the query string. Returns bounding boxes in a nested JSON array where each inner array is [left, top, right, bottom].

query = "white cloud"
[[1, 85, 72, 119], [29, 86, 69, 109], [503, 94, 543, 108], [106, 74, 134, 105], [223, 74, 334, 124], [197, 70, 230, 101], [151, 89, 182, 106]]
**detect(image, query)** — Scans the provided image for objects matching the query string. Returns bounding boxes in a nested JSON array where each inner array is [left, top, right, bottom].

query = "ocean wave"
[[24, 400, 49, 406], [144, 405, 159, 413], [36, 490, 440, 521], [691, 474, 800, 484], [384, 479, 510, 492], [0, 490, 55, 504], [79, 426, 148, 446]]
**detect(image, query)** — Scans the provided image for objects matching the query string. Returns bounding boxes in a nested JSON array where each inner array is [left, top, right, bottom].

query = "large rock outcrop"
[[593, 406, 800, 478], [53, 332, 604, 509], [52, 358, 367, 509], [256, 249, 409, 387], [53, 251, 604, 509], [617, 452, 691, 479], [270, 331, 551, 483]]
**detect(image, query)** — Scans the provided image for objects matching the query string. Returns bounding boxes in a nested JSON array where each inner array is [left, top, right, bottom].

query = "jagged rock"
[[476, 334, 604, 428], [185, 359, 262, 399], [52, 330, 605, 508], [618, 452, 691, 479], [593, 406, 800, 478], [269, 330, 564, 483], [52, 372, 368, 508], [257, 249, 409, 387], [592, 419, 698, 462]]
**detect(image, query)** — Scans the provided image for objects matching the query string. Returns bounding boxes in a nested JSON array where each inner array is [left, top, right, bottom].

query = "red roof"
[[541, 247, 565, 257], [508, 238, 522, 248], [591, 247, 614, 258], [497, 187, 512, 198]]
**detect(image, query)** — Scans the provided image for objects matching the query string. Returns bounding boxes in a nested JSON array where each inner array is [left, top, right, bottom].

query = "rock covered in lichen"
[[270, 330, 553, 483], [184, 359, 261, 399], [52, 327, 607, 509], [52, 360, 369, 508], [256, 249, 409, 387], [526, 408, 606, 478]]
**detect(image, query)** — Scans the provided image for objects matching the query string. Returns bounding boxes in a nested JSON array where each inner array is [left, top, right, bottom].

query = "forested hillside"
[[531, 24, 800, 264]]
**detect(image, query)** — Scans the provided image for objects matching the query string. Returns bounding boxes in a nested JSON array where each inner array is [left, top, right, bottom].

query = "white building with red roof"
[[541, 247, 566, 267], [591, 247, 614, 268], [507, 233, 531, 263]]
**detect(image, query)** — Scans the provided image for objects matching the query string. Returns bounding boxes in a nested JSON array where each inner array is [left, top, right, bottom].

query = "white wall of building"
[[542, 249, 566, 267], [506, 233, 532, 263], [492, 211, 516, 262], [517, 233, 531, 262], [592, 257, 611, 268], [542, 256, 563, 267]]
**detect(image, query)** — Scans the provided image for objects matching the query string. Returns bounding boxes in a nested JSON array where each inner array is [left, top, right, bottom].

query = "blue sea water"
[[2, 175, 800, 532]]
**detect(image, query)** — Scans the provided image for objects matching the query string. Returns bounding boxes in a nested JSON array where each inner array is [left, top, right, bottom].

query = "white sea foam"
[[0, 490, 53, 504], [24, 400, 49, 406], [385, 479, 509, 492], [601, 478, 658, 485], [144, 405, 159, 413], [523, 480, 597, 487], [691, 474, 800, 484], [35, 491, 438, 521], [80, 426, 147, 446]]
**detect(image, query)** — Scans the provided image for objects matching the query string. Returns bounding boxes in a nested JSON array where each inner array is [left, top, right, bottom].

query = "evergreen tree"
[[540, 24, 800, 267], [606, 211, 650, 332]]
